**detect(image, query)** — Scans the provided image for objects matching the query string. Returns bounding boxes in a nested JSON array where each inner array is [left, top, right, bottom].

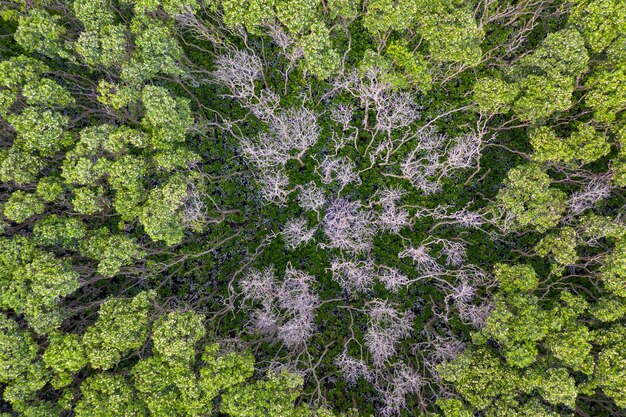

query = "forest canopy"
[[0, 0, 625, 416]]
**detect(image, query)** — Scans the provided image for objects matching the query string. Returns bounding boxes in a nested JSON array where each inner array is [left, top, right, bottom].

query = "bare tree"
[[281, 217, 316, 249], [241, 265, 319, 349], [240, 107, 320, 169], [240, 266, 277, 308], [376, 188, 410, 233], [375, 91, 420, 134], [251, 307, 280, 334], [212, 50, 263, 100], [257, 169, 291, 205], [249, 88, 281, 121], [399, 128, 482, 194], [270, 107, 320, 162], [440, 240, 467, 267], [329, 103, 354, 131], [377, 266, 410, 292], [330, 259, 377, 294], [399, 246, 443, 275], [323, 199, 376, 254], [336, 351, 373, 384], [379, 364, 423, 417], [275, 266, 319, 348], [365, 301, 414, 367], [297, 182, 326, 213], [319, 155, 361, 189], [181, 179, 207, 228], [568, 178, 612, 215], [446, 132, 482, 169]]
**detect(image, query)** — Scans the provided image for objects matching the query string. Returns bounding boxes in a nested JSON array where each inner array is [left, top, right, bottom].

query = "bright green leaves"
[[199, 343, 255, 401], [483, 294, 550, 368], [114, 330, 310, 417], [33, 215, 87, 249], [298, 22, 341, 79], [108, 155, 147, 190], [0, 314, 49, 409], [536, 227, 579, 267], [141, 85, 193, 147], [512, 74, 574, 122], [132, 311, 207, 415], [134, 0, 200, 16], [14, 9, 70, 58], [80, 230, 142, 277], [595, 329, 626, 408], [22, 78, 74, 107], [569, 0, 626, 53], [415, 1, 483, 66], [220, 369, 309, 417], [495, 164, 567, 233], [0, 89, 15, 116], [440, 253, 614, 415], [0, 237, 78, 334], [123, 17, 185, 84], [594, 326, 626, 408], [82, 291, 154, 369], [139, 175, 189, 245], [485, 266, 593, 372], [436, 399, 473, 417], [494, 263, 538, 294], [362, 0, 417, 34], [385, 41, 432, 91], [0, 149, 44, 184], [327, 0, 359, 20], [3, 191, 45, 223], [13, 253, 79, 334], [600, 239, 626, 298], [613, 127, 626, 186], [0, 55, 49, 90], [72, 186, 104, 215], [7, 108, 70, 157], [153, 311, 206, 364], [363, 0, 483, 66], [530, 124, 610, 166], [43, 333, 88, 388], [526, 368, 578, 408], [585, 63, 626, 123], [473, 77, 519, 114], [72, 124, 117, 156], [219, 0, 277, 31], [133, 356, 204, 416], [215, 0, 343, 78], [475, 29, 588, 122], [97, 80, 136, 109], [580, 213, 626, 241], [108, 155, 147, 220], [474, 74, 571, 121], [513, 29, 588, 79], [495, 29, 588, 120], [545, 324, 594, 375], [584, 21, 626, 122], [438, 348, 517, 410], [36, 177, 64, 203], [76, 24, 127, 68], [276, 0, 318, 34], [53, 95, 198, 246], [73, 0, 116, 31], [591, 296, 626, 322], [75, 374, 147, 417], [62, 156, 110, 187]]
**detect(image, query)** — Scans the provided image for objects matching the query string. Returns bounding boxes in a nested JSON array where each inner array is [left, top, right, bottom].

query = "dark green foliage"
[[1, 0, 626, 416]]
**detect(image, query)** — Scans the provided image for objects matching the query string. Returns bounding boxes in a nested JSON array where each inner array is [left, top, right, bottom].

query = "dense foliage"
[[0, 0, 625, 416]]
